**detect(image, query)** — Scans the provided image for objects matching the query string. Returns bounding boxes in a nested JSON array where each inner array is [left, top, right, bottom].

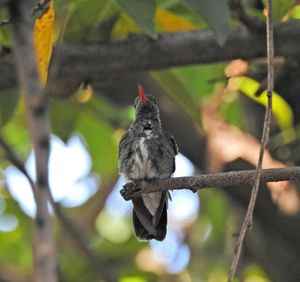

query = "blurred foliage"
[[230, 76, 294, 133], [0, 0, 298, 281]]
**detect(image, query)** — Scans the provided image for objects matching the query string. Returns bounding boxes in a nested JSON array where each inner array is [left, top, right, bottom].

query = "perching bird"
[[118, 85, 178, 241]]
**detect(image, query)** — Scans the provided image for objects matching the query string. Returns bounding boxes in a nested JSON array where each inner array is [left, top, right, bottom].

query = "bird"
[[118, 84, 178, 241]]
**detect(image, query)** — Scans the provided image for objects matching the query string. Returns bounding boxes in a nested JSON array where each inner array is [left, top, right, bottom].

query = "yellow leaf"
[[113, 9, 195, 37], [230, 76, 295, 141], [112, 13, 140, 37], [33, 1, 55, 86], [156, 10, 195, 32]]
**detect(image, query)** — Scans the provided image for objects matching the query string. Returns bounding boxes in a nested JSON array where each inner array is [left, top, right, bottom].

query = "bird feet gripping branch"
[[120, 179, 141, 201], [120, 178, 160, 200]]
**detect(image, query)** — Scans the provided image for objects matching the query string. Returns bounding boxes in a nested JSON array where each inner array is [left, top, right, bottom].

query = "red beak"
[[138, 84, 148, 102]]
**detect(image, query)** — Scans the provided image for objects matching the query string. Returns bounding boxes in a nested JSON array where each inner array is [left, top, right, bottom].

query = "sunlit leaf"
[[96, 210, 131, 244], [289, 4, 300, 19], [112, 12, 140, 37], [230, 76, 294, 136], [2, 97, 30, 158], [120, 276, 147, 282], [173, 64, 226, 98], [115, 0, 157, 39], [156, 9, 195, 32], [0, 10, 12, 46], [244, 264, 271, 281], [181, 0, 230, 46], [262, 0, 295, 20], [0, 198, 31, 269], [33, 0, 55, 86], [152, 70, 202, 125]]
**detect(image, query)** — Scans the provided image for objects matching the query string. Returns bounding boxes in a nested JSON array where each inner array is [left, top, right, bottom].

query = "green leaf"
[[115, 0, 157, 39], [2, 97, 31, 159], [0, 89, 20, 127], [76, 107, 118, 178], [262, 0, 295, 20], [64, 0, 117, 42], [152, 70, 202, 126], [181, 0, 230, 46], [49, 101, 80, 142], [173, 63, 226, 97]]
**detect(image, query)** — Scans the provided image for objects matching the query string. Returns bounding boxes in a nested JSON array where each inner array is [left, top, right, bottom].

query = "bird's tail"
[[132, 193, 167, 241]]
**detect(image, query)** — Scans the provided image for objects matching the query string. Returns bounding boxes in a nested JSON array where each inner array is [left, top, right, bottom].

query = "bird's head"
[[134, 84, 159, 118], [132, 84, 161, 133]]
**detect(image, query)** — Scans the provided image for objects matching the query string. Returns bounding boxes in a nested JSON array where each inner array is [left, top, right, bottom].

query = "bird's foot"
[[120, 179, 141, 201]]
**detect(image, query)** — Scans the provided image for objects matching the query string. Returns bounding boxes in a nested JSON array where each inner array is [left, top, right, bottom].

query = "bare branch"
[[8, 1, 56, 281], [0, 134, 37, 198], [120, 166, 300, 200], [228, 1, 274, 280]]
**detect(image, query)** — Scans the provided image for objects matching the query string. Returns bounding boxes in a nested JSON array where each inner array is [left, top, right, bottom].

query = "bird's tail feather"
[[132, 194, 167, 241]]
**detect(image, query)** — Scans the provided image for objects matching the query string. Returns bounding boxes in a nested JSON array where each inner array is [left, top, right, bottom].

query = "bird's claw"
[[120, 180, 141, 201]]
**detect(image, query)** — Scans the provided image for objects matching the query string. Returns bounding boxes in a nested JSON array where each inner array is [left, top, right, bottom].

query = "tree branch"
[[8, 1, 56, 281], [120, 166, 300, 200], [1, 21, 300, 96], [0, 134, 37, 197], [48, 21, 300, 82]]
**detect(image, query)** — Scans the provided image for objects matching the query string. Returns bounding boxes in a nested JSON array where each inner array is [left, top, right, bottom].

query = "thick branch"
[[120, 167, 300, 200], [1, 21, 300, 95], [48, 21, 300, 80]]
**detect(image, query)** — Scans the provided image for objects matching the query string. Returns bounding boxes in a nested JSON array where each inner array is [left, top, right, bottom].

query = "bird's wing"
[[164, 131, 178, 155], [163, 131, 178, 173], [118, 131, 130, 158]]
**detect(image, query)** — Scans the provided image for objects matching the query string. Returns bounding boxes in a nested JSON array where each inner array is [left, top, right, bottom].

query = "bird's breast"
[[129, 137, 157, 179]]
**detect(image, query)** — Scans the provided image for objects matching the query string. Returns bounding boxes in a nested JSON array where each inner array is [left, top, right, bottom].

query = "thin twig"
[[0, 135, 37, 198], [228, 0, 274, 280]]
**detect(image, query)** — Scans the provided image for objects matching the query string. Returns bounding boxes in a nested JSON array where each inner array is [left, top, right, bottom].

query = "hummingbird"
[[118, 85, 178, 241]]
